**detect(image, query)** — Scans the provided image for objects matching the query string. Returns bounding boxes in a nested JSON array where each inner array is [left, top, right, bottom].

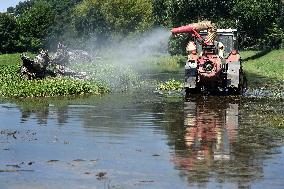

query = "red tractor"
[[172, 21, 246, 94]]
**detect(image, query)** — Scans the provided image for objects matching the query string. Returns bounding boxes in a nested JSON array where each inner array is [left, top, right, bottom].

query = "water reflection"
[[183, 100, 238, 162], [16, 98, 72, 126], [19, 100, 50, 125], [1, 94, 283, 188], [170, 97, 267, 187]]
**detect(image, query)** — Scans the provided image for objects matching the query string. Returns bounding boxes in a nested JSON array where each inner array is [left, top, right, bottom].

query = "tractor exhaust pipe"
[[171, 25, 194, 34]]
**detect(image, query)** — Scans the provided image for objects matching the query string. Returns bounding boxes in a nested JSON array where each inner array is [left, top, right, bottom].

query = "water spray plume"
[[100, 28, 171, 66], [68, 28, 172, 92]]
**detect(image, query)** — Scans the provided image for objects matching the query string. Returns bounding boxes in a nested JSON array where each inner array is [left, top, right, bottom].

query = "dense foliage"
[[161, 0, 284, 54], [0, 13, 19, 53], [17, 0, 55, 51], [72, 0, 153, 47], [0, 0, 283, 54]]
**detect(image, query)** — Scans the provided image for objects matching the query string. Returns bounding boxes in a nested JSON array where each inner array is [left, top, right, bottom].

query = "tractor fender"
[[226, 61, 241, 88], [185, 61, 197, 89]]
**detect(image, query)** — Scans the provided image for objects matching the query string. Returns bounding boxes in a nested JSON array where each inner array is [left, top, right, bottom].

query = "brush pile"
[[20, 43, 90, 80]]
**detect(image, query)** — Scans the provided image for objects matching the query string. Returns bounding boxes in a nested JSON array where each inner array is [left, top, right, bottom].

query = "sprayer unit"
[[172, 21, 245, 94]]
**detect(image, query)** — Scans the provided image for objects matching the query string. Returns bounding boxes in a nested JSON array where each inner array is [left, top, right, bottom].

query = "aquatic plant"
[[0, 64, 109, 98], [158, 79, 183, 91]]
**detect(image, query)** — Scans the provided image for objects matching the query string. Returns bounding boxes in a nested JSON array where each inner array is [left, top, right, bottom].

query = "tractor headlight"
[[203, 61, 214, 71]]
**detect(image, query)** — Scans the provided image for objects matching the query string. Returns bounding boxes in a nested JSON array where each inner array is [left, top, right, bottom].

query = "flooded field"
[[0, 88, 283, 189]]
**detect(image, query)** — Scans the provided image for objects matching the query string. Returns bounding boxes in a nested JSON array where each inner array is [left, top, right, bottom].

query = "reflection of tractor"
[[171, 21, 246, 94], [172, 97, 239, 179]]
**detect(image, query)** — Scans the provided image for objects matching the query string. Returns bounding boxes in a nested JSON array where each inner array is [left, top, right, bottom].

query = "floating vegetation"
[[0, 64, 109, 98], [157, 79, 183, 91], [245, 88, 284, 99], [267, 114, 284, 129], [241, 98, 284, 130]]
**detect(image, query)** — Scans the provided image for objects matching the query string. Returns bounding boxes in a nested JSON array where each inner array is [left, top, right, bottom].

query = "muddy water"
[[0, 91, 283, 189]]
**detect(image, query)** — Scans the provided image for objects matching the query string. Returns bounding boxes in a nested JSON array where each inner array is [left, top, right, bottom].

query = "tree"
[[1, 0, 282, 53], [153, 0, 283, 52], [73, 0, 154, 45], [101, 0, 154, 34], [232, 0, 283, 48], [7, 0, 36, 16], [0, 13, 20, 53], [152, 0, 235, 27], [43, 0, 82, 49], [17, 0, 55, 51], [73, 0, 108, 41], [152, 0, 168, 26]]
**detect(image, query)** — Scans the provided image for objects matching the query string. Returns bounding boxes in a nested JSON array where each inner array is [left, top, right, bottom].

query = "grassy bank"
[[241, 49, 284, 91], [0, 54, 109, 98], [140, 55, 186, 73]]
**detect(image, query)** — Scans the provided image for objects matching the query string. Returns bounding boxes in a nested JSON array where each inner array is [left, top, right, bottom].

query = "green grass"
[[267, 114, 284, 129], [0, 53, 35, 66], [0, 53, 22, 66], [241, 49, 284, 91], [241, 49, 284, 80], [140, 55, 186, 72]]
